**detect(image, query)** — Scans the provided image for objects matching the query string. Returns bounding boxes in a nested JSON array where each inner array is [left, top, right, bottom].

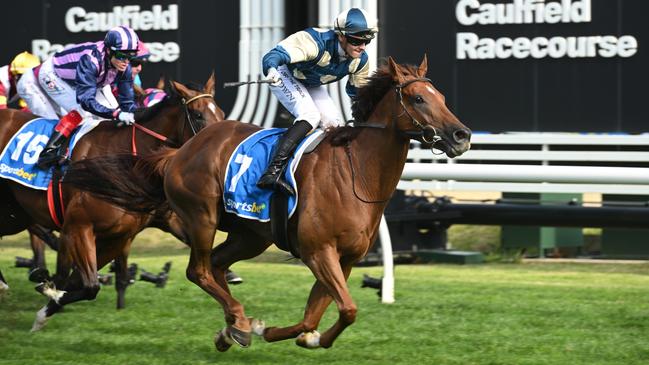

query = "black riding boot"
[[257, 120, 312, 196], [36, 131, 68, 169]]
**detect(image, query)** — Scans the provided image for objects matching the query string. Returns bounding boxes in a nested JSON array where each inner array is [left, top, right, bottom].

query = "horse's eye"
[[193, 112, 203, 119], [414, 95, 425, 104]]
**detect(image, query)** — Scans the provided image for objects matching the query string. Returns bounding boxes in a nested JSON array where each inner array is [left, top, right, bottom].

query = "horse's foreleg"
[[302, 249, 356, 349], [261, 280, 333, 344], [39, 225, 100, 307], [28, 231, 47, 271], [0, 269, 8, 292], [112, 244, 133, 310], [31, 269, 85, 331]]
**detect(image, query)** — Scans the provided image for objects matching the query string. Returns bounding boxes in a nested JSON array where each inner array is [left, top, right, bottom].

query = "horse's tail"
[[62, 148, 179, 214]]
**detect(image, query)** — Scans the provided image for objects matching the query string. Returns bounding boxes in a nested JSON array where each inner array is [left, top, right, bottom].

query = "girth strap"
[[47, 169, 65, 228]]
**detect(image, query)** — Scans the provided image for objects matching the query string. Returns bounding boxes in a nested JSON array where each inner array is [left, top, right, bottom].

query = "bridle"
[[395, 77, 443, 147], [130, 93, 214, 155], [353, 77, 443, 150], [181, 93, 214, 136]]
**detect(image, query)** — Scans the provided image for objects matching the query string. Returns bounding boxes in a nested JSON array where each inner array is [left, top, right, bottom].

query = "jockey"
[[17, 25, 141, 169], [257, 7, 378, 196], [0, 52, 40, 111]]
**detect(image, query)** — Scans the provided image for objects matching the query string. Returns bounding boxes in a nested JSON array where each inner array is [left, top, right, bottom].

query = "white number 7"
[[228, 153, 253, 192]]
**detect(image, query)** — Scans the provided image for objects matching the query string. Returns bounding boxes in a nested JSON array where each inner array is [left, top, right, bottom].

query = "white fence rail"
[[379, 133, 649, 303]]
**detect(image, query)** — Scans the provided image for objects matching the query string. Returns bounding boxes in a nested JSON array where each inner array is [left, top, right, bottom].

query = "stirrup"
[[37, 154, 62, 169], [257, 173, 295, 196]]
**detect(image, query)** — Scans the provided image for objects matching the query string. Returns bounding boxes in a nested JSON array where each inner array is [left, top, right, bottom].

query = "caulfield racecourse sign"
[[30, 4, 180, 63], [456, 0, 639, 60]]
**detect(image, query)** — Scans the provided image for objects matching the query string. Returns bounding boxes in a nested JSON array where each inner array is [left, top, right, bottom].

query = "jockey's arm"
[[346, 55, 371, 99], [115, 67, 136, 113], [262, 30, 319, 75], [75, 56, 119, 119]]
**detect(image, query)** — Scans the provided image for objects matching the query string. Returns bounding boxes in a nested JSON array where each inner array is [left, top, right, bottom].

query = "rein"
[[130, 93, 214, 156]]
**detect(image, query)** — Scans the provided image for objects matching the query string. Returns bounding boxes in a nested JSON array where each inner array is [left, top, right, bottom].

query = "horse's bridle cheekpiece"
[[395, 77, 443, 148]]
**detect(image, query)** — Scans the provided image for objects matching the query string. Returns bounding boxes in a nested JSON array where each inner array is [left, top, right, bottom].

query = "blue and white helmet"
[[104, 26, 139, 51], [333, 8, 378, 40]]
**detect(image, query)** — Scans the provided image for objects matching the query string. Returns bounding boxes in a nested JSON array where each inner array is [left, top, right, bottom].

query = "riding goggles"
[[346, 35, 371, 46], [112, 50, 138, 61]]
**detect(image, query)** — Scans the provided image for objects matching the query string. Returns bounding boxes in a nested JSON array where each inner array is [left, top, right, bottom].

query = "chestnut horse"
[[64, 56, 471, 349], [7, 85, 168, 289], [0, 74, 224, 322]]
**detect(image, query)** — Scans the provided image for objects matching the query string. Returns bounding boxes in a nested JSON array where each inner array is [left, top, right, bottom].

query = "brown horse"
[[64, 56, 471, 349], [0, 74, 224, 324]]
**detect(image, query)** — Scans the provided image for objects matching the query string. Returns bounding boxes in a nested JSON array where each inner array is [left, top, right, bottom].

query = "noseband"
[[395, 78, 442, 146]]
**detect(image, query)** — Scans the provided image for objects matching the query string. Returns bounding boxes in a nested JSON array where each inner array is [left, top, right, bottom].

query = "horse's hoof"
[[30, 306, 50, 332], [0, 281, 9, 292], [296, 330, 321, 349], [229, 326, 251, 347], [214, 328, 233, 352], [250, 318, 266, 337]]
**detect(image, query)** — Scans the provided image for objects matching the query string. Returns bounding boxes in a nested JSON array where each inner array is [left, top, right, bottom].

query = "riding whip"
[[223, 79, 274, 88]]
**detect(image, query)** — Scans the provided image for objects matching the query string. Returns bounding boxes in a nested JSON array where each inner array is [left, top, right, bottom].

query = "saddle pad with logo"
[[0, 117, 100, 190], [223, 128, 324, 221]]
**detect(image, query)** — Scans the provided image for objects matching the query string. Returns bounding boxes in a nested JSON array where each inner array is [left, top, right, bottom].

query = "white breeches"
[[17, 58, 118, 122], [270, 65, 345, 129]]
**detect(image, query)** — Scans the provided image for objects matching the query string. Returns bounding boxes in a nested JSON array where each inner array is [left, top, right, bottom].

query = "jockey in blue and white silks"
[[17, 25, 141, 169], [257, 7, 378, 196]]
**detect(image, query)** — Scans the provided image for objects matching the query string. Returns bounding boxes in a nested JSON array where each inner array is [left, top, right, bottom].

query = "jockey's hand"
[[265, 67, 281, 87], [116, 111, 135, 127]]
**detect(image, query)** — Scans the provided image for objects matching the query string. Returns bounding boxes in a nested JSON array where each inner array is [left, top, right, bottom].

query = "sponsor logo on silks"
[[225, 199, 267, 214], [0, 163, 37, 181]]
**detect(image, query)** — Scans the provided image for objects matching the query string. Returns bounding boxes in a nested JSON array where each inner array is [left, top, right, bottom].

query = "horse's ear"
[[165, 78, 178, 97], [388, 56, 405, 83], [133, 84, 145, 97], [204, 71, 216, 96], [417, 54, 428, 78], [156, 75, 165, 90], [171, 80, 192, 99]]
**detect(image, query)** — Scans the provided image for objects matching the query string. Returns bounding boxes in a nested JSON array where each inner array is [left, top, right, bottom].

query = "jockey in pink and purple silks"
[[17, 25, 142, 169]]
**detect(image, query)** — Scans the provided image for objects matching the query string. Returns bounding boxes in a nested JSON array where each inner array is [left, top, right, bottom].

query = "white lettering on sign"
[[31, 39, 181, 63], [455, 0, 639, 60], [65, 5, 178, 32], [455, 0, 591, 25], [457, 32, 638, 60]]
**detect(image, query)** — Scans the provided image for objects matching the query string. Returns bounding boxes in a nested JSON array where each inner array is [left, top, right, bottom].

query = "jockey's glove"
[[116, 111, 135, 126], [265, 67, 282, 87]]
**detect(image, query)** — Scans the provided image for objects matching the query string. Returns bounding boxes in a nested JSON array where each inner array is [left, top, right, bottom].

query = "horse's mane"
[[330, 61, 421, 146]]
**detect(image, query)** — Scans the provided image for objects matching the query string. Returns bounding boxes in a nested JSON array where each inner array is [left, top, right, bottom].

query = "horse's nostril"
[[454, 129, 471, 143]]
